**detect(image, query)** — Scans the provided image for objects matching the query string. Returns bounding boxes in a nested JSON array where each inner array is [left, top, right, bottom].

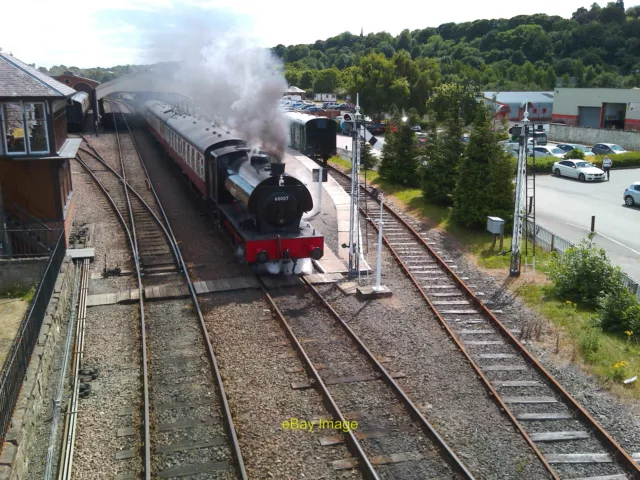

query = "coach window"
[[2, 103, 27, 154], [25, 103, 49, 154]]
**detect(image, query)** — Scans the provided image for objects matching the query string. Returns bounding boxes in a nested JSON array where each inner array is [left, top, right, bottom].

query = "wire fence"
[[0, 230, 67, 446], [526, 219, 640, 297]]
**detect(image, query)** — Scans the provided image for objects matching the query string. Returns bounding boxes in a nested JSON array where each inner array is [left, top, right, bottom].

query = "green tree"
[[422, 115, 463, 206], [379, 120, 420, 186], [360, 142, 378, 171], [313, 68, 340, 93], [451, 108, 514, 228], [427, 83, 481, 125], [544, 65, 557, 89], [298, 70, 315, 89]]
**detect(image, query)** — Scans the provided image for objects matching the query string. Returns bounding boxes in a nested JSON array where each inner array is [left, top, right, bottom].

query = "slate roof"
[[0, 52, 76, 98]]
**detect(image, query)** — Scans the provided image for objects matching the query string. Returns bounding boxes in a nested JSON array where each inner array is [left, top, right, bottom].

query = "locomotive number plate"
[[274, 196, 290, 202]]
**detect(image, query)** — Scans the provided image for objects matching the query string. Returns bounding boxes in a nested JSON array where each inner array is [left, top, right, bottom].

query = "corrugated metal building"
[[551, 88, 640, 131], [483, 91, 554, 122]]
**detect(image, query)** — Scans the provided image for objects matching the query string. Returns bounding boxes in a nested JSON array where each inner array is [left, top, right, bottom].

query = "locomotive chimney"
[[270, 162, 285, 177]]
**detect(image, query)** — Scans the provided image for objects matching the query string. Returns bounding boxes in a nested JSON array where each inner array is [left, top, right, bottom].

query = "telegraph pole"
[[509, 105, 530, 276]]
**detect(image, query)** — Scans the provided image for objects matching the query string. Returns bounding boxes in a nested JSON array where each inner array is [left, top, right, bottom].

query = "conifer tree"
[[379, 121, 420, 187], [451, 108, 514, 229], [422, 114, 463, 206]]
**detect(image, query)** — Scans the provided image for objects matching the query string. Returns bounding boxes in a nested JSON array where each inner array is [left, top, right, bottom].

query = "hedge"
[[530, 152, 640, 174]]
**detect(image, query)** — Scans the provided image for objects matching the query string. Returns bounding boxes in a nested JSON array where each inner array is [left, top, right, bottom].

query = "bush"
[[565, 148, 585, 159], [547, 236, 622, 308], [599, 286, 640, 334]]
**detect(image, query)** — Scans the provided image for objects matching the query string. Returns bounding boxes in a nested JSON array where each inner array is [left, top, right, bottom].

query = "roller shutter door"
[[578, 107, 601, 128]]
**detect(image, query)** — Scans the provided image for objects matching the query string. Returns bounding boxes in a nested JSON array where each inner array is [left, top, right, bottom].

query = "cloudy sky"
[[1, 0, 604, 68]]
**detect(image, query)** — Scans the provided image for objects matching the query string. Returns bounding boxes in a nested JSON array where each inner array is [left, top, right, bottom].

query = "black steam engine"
[[143, 100, 324, 274]]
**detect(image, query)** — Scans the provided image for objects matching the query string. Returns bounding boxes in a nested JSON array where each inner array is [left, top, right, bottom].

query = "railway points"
[[4, 91, 639, 480]]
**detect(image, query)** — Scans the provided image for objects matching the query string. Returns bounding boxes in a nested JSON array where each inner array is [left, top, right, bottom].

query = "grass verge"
[[329, 156, 639, 398]]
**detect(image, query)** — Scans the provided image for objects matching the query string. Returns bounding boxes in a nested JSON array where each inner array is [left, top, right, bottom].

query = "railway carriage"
[[286, 112, 337, 164], [66, 91, 90, 132], [143, 100, 323, 274]]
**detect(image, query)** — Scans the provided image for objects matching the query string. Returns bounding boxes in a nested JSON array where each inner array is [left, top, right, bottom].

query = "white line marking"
[[566, 223, 640, 256]]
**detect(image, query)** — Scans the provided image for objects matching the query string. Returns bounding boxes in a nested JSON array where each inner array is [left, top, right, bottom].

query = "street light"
[[401, 116, 408, 123]]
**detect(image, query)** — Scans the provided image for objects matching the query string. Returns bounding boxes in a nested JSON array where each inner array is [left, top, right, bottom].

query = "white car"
[[552, 160, 606, 182], [532, 145, 566, 158]]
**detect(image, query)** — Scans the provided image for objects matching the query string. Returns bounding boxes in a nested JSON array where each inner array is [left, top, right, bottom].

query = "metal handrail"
[[4, 199, 52, 230]]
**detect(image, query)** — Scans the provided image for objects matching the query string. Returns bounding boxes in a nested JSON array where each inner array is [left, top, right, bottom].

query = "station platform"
[[284, 150, 370, 275]]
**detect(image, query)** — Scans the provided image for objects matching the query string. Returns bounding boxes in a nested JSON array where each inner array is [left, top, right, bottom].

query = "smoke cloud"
[[143, 16, 289, 161]]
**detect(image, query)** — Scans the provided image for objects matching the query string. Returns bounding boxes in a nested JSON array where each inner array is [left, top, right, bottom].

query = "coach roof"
[[145, 101, 245, 153]]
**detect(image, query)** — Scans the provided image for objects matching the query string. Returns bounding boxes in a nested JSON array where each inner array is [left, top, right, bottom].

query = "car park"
[[624, 182, 640, 206], [556, 143, 596, 157], [591, 143, 628, 155], [552, 160, 606, 182]]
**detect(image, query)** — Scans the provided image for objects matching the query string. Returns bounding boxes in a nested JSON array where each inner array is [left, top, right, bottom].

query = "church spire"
[[360, 27, 363, 37]]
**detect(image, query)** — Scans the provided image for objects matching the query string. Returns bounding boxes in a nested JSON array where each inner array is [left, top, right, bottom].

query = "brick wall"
[[0, 258, 49, 292]]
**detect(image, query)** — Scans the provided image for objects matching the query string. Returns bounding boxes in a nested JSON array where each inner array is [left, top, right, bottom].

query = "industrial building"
[[483, 91, 554, 122], [551, 88, 640, 131]]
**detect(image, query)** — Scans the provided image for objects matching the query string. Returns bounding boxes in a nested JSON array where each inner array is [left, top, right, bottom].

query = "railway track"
[[326, 163, 640, 480], [260, 277, 474, 479], [68, 103, 247, 479]]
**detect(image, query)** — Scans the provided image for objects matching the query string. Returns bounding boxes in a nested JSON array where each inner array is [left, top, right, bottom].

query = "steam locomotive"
[[143, 100, 324, 275]]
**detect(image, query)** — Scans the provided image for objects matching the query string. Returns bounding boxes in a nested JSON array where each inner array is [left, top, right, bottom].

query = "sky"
[[0, 0, 613, 69]]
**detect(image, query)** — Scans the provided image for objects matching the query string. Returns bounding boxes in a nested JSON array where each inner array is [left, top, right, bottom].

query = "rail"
[[0, 229, 66, 447], [326, 163, 640, 479], [259, 277, 475, 479]]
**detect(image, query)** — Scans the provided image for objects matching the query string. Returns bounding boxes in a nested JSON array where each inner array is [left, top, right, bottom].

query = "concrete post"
[[317, 166, 323, 215], [374, 193, 384, 291]]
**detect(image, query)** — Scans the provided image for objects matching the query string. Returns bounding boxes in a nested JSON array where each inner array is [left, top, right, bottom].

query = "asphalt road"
[[536, 168, 640, 281]]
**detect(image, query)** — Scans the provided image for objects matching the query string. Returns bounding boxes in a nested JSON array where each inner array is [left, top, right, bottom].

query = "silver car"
[[624, 182, 640, 207]]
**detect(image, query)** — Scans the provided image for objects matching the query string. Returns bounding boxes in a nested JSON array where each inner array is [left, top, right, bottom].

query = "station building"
[[284, 86, 307, 100], [551, 88, 640, 131], [483, 91, 554, 122], [0, 53, 81, 256]]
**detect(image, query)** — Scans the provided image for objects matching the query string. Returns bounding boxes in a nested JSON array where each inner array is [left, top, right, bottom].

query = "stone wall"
[[548, 124, 640, 151], [0, 257, 73, 480], [0, 258, 49, 292]]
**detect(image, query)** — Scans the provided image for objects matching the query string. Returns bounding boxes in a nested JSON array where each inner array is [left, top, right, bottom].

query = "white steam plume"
[[145, 22, 289, 161]]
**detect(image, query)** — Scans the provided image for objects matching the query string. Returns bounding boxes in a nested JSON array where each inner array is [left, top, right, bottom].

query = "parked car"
[[305, 106, 326, 113], [531, 145, 566, 158], [367, 123, 386, 135], [624, 182, 640, 206], [530, 131, 548, 145], [591, 143, 628, 155], [556, 143, 596, 157], [552, 160, 605, 182]]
